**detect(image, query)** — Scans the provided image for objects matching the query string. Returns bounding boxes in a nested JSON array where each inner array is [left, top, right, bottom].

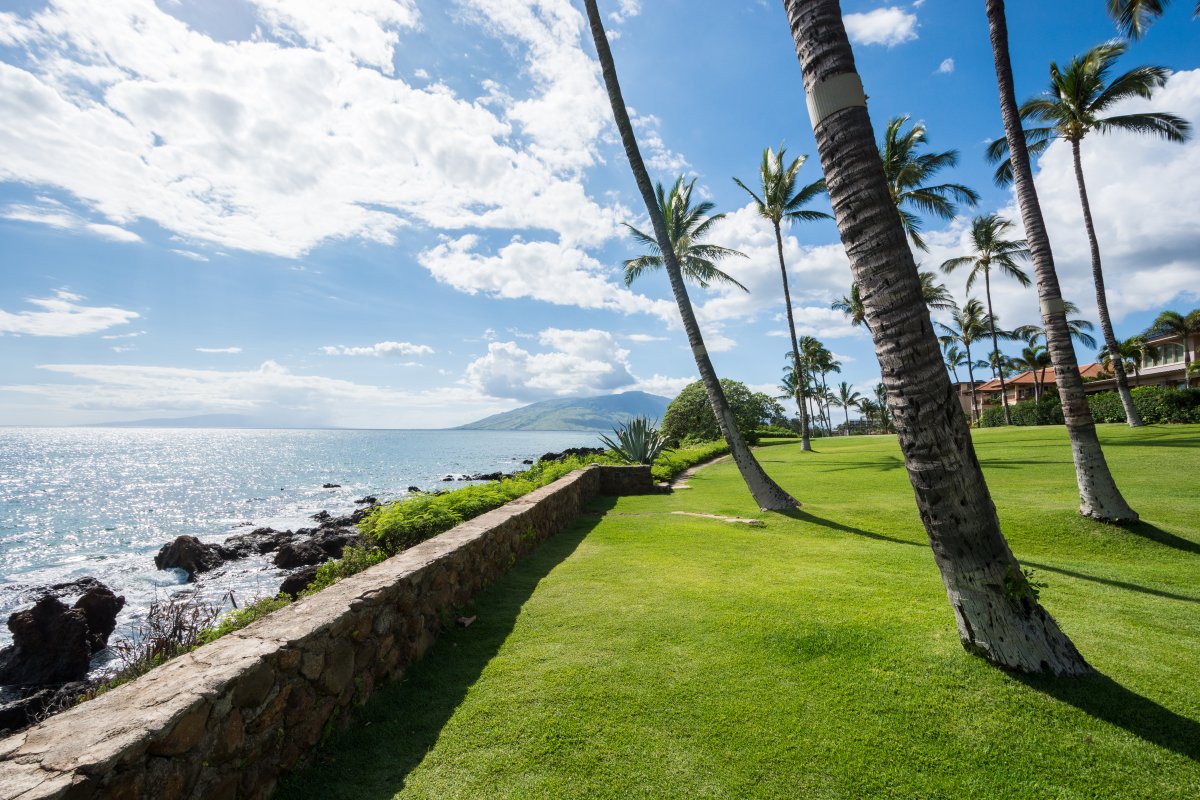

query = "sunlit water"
[[0, 428, 601, 655]]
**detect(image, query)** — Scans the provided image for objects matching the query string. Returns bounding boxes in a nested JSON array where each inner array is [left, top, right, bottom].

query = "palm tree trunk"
[[984, 270, 1013, 425], [584, 0, 797, 511], [819, 373, 833, 433], [784, 0, 1090, 675], [1070, 139, 1144, 428], [986, 0, 1137, 522], [776, 222, 813, 451], [965, 343, 979, 426], [843, 405, 850, 436]]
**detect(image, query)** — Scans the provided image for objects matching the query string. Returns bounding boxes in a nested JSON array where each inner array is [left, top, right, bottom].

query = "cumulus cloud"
[[936, 58, 954, 75], [843, 7, 919, 47], [631, 110, 691, 174], [418, 235, 675, 319], [321, 341, 434, 357], [0, 290, 139, 337], [6, 360, 507, 428], [0, 0, 621, 259], [464, 328, 640, 402]]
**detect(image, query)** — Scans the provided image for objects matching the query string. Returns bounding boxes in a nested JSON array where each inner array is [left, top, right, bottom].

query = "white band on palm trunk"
[[1040, 297, 1067, 318], [806, 73, 867, 129]]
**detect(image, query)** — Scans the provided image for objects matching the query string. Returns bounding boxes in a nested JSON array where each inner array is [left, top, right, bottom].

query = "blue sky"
[[1, 0, 1197, 428]]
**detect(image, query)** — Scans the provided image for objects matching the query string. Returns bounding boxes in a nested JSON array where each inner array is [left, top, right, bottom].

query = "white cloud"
[[936, 58, 954, 75], [607, 0, 641, 24], [321, 341, 434, 357], [631, 110, 691, 174], [172, 249, 209, 262], [0, 290, 139, 337], [464, 328, 639, 402], [418, 235, 675, 319], [0, 0, 621, 259], [5, 360, 506, 428], [2, 201, 141, 243], [630, 374, 692, 399], [625, 333, 668, 343], [196, 346, 242, 354], [843, 7, 919, 47]]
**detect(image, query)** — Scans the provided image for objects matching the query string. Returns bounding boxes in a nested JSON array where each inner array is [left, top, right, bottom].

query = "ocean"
[[0, 427, 603, 651]]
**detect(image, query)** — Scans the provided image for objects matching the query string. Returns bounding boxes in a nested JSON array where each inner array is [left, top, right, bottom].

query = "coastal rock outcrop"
[[220, 526, 293, 559], [279, 566, 319, 598], [154, 535, 224, 580], [0, 596, 91, 686]]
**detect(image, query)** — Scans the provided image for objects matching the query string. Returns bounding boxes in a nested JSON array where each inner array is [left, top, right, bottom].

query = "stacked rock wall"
[[0, 464, 652, 799]]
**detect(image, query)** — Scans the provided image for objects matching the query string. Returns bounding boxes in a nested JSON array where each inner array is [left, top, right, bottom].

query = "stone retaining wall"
[[0, 464, 653, 799]]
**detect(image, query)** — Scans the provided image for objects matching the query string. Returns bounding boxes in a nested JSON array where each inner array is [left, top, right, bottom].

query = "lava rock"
[[466, 472, 504, 482], [73, 584, 125, 654], [310, 510, 331, 522], [322, 483, 341, 489], [154, 535, 224, 580], [279, 566, 319, 599], [406, 485, 421, 493], [220, 527, 293, 559], [0, 596, 91, 686], [313, 530, 361, 560], [521, 459, 534, 465], [273, 540, 327, 569], [354, 495, 377, 505], [538, 447, 605, 463]]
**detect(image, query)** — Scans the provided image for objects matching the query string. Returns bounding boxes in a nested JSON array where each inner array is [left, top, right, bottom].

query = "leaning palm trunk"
[[983, 271, 1012, 425], [584, 0, 797, 511], [1070, 139, 1144, 427], [784, 0, 1091, 674], [965, 343, 979, 426], [986, 0, 1137, 522], [776, 223, 813, 450]]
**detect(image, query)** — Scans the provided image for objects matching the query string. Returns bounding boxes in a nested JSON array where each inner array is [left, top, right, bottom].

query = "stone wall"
[[0, 464, 653, 799]]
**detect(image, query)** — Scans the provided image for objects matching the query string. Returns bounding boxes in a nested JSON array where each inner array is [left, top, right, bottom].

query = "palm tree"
[[944, 343, 967, 384], [936, 299, 993, 426], [734, 146, 832, 452], [784, 0, 1089, 674], [879, 116, 981, 252], [941, 214, 1032, 425], [988, 42, 1190, 429], [1013, 301, 1098, 351], [583, 1, 797, 511], [1108, 0, 1199, 38], [622, 177, 749, 291], [873, 382, 891, 432], [1152, 309, 1200, 385], [831, 282, 866, 329], [985, 0, 1137, 522], [831, 382, 864, 435], [1098, 336, 1147, 384], [1014, 344, 1053, 401]]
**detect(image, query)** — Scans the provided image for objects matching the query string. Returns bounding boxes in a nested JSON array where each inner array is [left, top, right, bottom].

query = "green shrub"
[[755, 426, 800, 439], [980, 386, 1200, 426], [305, 545, 388, 595], [660, 379, 780, 447], [1088, 391, 1125, 423], [599, 416, 668, 465], [650, 441, 730, 483], [199, 593, 292, 644]]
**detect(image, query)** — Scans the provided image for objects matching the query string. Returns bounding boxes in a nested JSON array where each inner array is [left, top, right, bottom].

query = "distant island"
[[456, 391, 670, 431]]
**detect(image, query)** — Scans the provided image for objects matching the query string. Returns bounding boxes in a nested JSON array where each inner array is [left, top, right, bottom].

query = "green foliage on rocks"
[[199, 593, 293, 645]]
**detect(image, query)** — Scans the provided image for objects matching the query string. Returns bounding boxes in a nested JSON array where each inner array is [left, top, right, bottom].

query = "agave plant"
[[599, 416, 668, 465]]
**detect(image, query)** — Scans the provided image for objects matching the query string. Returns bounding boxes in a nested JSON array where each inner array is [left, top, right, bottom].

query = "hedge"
[[981, 386, 1200, 427]]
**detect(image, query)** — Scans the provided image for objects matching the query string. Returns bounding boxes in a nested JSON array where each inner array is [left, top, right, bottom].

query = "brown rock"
[[148, 704, 210, 757]]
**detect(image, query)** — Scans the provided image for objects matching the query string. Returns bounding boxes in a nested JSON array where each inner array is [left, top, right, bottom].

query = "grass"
[[278, 424, 1200, 799]]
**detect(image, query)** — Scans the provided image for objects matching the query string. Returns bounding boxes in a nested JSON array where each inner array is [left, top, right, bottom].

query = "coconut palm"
[[988, 42, 1190, 428], [1152, 309, 1200, 385], [583, 2, 797, 511], [944, 343, 967, 384], [936, 299, 993, 426], [1014, 344, 1054, 401], [873, 382, 891, 432], [941, 214, 1032, 426], [985, 0, 1137, 522], [831, 382, 864, 436], [857, 398, 881, 432], [1098, 336, 1147, 384], [734, 146, 832, 452], [831, 283, 867, 329], [879, 116, 981, 252], [1108, 0, 1199, 38], [1013, 301, 1098, 351], [622, 177, 749, 291], [784, 0, 1089, 674], [801, 337, 840, 435]]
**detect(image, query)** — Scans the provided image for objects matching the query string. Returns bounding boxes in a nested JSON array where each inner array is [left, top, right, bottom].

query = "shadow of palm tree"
[[1025, 561, 1199, 604], [819, 455, 907, 473], [779, 509, 925, 548], [274, 497, 614, 800], [1014, 671, 1200, 763], [1123, 521, 1200, 555]]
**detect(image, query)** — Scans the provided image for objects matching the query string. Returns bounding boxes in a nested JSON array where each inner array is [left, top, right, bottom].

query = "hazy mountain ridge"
[[456, 392, 670, 431]]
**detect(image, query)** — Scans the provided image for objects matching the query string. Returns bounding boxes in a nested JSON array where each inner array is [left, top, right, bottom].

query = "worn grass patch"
[[278, 424, 1200, 800]]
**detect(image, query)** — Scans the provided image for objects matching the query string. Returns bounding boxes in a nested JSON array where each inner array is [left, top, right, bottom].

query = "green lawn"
[[279, 425, 1200, 800]]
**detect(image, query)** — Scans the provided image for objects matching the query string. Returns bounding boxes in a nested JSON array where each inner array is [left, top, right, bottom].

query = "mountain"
[[456, 391, 671, 431]]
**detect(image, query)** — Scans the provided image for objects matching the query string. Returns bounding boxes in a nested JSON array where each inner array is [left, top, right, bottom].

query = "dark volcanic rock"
[[406, 485, 421, 493], [279, 566, 319, 599], [354, 496, 377, 505], [322, 483, 341, 489], [0, 596, 91, 686], [273, 541, 327, 570], [466, 472, 504, 482], [0, 681, 88, 733], [221, 527, 292, 559], [313, 530, 361, 560], [538, 447, 605, 463], [310, 510, 331, 523], [73, 584, 125, 653], [155, 535, 224, 580], [522, 459, 534, 465]]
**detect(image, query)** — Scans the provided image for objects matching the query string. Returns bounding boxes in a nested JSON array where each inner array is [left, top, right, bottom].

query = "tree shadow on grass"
[[780, 509, 925, 548], [1024, 561, 1200, 604], [1014, 671, 1200, 763], [274, 497, 614, 800], [1121, 521, 1200, 555], [818, 454, 906, 473]]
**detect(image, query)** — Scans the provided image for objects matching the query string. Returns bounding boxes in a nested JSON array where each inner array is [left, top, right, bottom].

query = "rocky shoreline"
[[0, 446, 607, 735]]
